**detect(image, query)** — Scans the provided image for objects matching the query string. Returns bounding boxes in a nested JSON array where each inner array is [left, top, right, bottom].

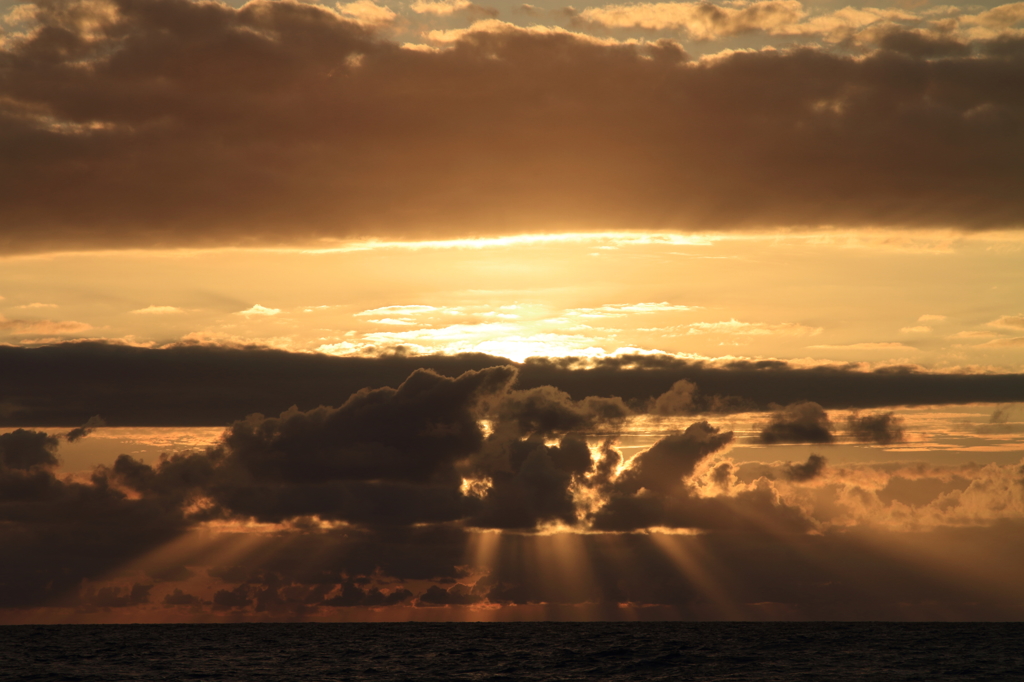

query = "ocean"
[[2, 622, 1022, 681]]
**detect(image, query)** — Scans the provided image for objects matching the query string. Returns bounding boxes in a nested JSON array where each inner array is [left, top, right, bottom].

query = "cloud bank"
[[0, 0, 1022, 253]]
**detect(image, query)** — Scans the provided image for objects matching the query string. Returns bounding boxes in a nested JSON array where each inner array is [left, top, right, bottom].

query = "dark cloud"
[[0, 0, 1022, 253], [877, 30, 971, 59], [80, 583, 152, 609], [417, 584, 484, 606], [322, 582, 412, 607], [0, 428, 59, 469], [163, 588, 204, 606], [758, 402, 834, 444], [649, 379, 753, 416], [65, 415, 105, 443], [4, 344, 1024, 428], [583, 422, 810, 533], [0, 429, 190, 608], [785, 453, 826, 482], [846, 411, 905, 445]]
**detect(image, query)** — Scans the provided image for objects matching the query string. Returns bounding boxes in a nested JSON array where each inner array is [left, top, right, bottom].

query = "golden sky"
[[0, 0, 1022, 623]]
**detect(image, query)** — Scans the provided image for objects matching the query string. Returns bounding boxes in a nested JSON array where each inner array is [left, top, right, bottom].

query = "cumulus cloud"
[[846, 411, 905, 445], [758, 401, 834, 444], [4, 373, 1024, 620], [785, 453, 826, 481], [0, 0, 1021, 253]]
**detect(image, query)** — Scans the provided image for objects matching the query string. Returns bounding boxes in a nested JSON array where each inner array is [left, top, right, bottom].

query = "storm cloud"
[[0, 0, 1022, 253]]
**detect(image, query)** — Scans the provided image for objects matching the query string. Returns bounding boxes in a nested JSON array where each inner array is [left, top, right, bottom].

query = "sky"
[[0, 0, 1022, 623]]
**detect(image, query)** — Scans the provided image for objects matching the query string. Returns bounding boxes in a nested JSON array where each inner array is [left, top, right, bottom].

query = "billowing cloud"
[[0, 0, 1021, 253], [3, 368, 1024, 621], [846, 411, 905, 445], [784, 453, 826, 481], [758, 401, 834, 444]]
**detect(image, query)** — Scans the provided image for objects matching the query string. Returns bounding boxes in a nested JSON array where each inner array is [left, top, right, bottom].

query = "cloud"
[[564, 302, 696, 318], [238, 305, 281, 317], [65, 415, 105, 443], [0, 316, 92, 335], [131, 305, 185, 315], [808, 343, 917, 350], [4, 379, 1024, 619], [649, 378, 753, 415], [899, 326, 931, 333], [988, 315, 1024, 330], [336, 0, 397, 25], [686, 319, 822, 336], [14, 303, 58, 309], [3, 344, 1024, 428], [578, 0, 808, 39], [785, 453, 826, 481], [758, 401, 834, 444], [0, 0, 1021, 253], [846, 411, 905, 445], [977, 337, 1024, 348], [410, 0, 472, 15]]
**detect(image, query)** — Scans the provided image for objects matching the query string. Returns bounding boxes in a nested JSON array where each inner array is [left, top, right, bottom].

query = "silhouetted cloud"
[[4, 344, 1024, 428], [846, 412, 905, 445], [758, 402, 834, 444], [65, 415, 105, 443], [785, 453, 826, 481]]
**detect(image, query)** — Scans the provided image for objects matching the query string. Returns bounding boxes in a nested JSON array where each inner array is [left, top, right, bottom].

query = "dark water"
[[2, 622, 1023, 681]]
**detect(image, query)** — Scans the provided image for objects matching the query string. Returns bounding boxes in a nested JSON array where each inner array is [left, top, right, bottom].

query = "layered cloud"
[[3, 343, 1024, 427], [0, 0, 1022, 253], [3, 365, 1024, 621]]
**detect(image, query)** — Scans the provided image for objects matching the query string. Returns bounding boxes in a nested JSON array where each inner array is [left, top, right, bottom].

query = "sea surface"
[[2, 622, 1022, 681]]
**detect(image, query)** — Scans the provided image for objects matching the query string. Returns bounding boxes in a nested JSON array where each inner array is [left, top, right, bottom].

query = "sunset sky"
[[1, 0, 1023, 622]]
